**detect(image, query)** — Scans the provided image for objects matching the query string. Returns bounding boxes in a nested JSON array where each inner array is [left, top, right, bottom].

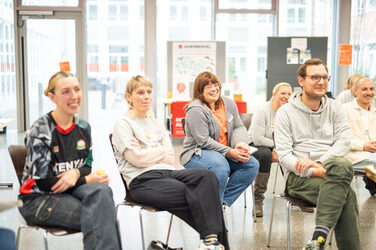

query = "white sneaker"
[[196, 241, 225, 250]]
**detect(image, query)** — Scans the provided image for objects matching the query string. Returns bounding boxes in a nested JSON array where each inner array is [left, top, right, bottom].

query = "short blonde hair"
[[44, 71, 74, 96], [125, 75, 153, 106], [271, 82, 292, 100], [345, 74, 363, 90]]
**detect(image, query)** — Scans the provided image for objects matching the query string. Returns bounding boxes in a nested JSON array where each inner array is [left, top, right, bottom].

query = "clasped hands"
[[295, 157, 326, 178], [51, 168, 110, 194], [363, 141, 376, 152], [226, 142, 252, 163]]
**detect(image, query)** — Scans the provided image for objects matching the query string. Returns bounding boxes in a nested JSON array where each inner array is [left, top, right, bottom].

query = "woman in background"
[[181, 71, 259, 208], [336, 74, 363, 104], [248, 82, 292, 217], [112, 75, 229, 250], [18, 71, 121, 250]]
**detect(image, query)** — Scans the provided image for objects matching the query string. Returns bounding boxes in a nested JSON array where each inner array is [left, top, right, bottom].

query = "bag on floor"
[[147, 240, 182, 250]]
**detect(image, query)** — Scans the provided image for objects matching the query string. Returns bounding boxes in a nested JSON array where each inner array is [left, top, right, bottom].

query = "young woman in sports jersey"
[[112, 75, 229, 250], [18, 71, 121, 250]]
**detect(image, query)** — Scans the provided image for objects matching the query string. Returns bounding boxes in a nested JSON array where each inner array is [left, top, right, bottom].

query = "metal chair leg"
[[328, 228, 334, 245], [272, 163, 279, 194], [43, 230, 49, 250], [286, 202, 291, 250], [139, 209, 146, 250], [165, 214, 173, 245], [267, 195, 277, 247], [244, 189, 247, 208], [251, 184, 257, 222], [16, 225, 25, 250]]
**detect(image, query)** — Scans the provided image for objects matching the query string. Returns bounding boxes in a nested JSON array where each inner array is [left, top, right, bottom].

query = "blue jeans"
[[184, 149, 259, 206], [0, 228, 16, 250], [19, 183, 121, 250]]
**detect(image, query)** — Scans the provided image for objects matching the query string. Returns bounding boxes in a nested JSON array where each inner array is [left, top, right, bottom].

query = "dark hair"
[[192, 71, 222, 110], [297, 58, 328, 78]]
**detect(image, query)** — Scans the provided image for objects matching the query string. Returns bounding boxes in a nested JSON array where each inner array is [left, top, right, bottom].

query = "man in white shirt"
[[344, 77, 376, 195]]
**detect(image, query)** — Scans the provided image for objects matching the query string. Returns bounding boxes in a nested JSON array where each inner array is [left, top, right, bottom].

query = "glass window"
[[0, 2, 17, 130], [257, 57, 265, 72], [109, 45, 128, 53], [156, 0, 212, 119], [87, 0, 144, 159], [120, 5, 128, 21], [181, 6, 188, 21], [21, 0, 78, 7], [219, 0, 272, 9], [216, 13, 275, 112], [108, 27, 129, 40], [287, 8, 295, 23], [240, 57, 246, 72], [89, 5, 98, 21], [108, 5, 117, 21], [200, 6, 207, 21], [298, 8, 305, 23], [140, 5, 144, 20], [87, 44, 98, 53], [350, 0, 376, 83], [170, 6, 177, 21]]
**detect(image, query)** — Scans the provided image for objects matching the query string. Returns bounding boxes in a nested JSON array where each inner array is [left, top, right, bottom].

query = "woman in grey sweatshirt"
[[180, 71, 259, 207], [247, 82, 292, 217]]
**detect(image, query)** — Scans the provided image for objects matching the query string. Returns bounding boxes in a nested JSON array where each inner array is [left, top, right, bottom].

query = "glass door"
[[15, 2, 85, 131], [25, 19, 76, 125]]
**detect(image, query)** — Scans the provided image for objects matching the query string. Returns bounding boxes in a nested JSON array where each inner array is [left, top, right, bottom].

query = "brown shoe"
[[365, 166, 376, 183]]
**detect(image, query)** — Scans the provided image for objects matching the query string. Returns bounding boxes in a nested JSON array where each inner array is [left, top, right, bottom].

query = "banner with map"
[[172, 41, 216, 100]]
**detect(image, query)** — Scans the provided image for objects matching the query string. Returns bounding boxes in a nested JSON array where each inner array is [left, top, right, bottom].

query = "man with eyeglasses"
[[274, 58, 360, 250]]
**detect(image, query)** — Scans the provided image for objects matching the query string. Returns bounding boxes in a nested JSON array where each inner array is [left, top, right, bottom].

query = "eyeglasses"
[[204, 83, 219, 90], [306, 75, 331, 82]]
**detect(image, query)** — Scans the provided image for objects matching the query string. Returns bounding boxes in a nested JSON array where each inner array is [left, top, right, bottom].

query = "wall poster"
[[172, 41, 216, 100]]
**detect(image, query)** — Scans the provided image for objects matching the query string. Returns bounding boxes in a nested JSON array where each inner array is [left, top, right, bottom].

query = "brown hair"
[[297, 58, 328, 78], [345, 74, 363, 90], [44, 71, 74, 96], [192, 71, 222, 110], [125, 75, 153, 106]]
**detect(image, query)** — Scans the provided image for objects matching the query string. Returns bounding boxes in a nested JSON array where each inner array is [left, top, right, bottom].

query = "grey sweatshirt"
[[248, 101, 275, 148], [179, 96, 248, 166], [274, 91, 350, 179]]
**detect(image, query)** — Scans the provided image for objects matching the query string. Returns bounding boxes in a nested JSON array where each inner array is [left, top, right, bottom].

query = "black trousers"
[[250, 144, 273, 173], [129, 168, 229, 249]]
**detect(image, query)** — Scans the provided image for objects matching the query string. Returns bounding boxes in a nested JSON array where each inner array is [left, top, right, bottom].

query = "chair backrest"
[[8, 145, 27, 185], [239, 113, 253, 131], [108, 134, 135, 203]]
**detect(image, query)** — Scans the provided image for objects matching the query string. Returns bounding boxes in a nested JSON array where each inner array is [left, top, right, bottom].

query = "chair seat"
[[123, 199, 164, 213], [278, 193, 316, 208], [43, 227, 80, 236]]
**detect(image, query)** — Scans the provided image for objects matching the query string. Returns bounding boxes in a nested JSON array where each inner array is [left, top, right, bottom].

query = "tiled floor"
[[1, 130, 375, 250]]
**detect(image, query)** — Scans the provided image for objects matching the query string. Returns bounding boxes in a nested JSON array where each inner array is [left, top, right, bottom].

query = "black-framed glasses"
[[306, 75, 331, 82]]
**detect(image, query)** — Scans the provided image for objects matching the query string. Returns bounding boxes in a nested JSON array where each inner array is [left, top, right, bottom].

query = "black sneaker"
[[363, 176, 376, 196]]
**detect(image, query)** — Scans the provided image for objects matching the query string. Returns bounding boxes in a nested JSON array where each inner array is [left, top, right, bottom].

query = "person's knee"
[[257, 147, 273, 160], [90, 183, 114, 198], [326, 157, 353, 181]]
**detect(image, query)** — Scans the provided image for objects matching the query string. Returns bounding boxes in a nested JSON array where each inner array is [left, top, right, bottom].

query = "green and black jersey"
[[20, 112, 92, 195]]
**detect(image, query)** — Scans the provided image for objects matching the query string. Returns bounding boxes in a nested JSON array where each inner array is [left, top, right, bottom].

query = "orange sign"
[[338, 44, 352, 65], [59, 61, 71, 71]]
